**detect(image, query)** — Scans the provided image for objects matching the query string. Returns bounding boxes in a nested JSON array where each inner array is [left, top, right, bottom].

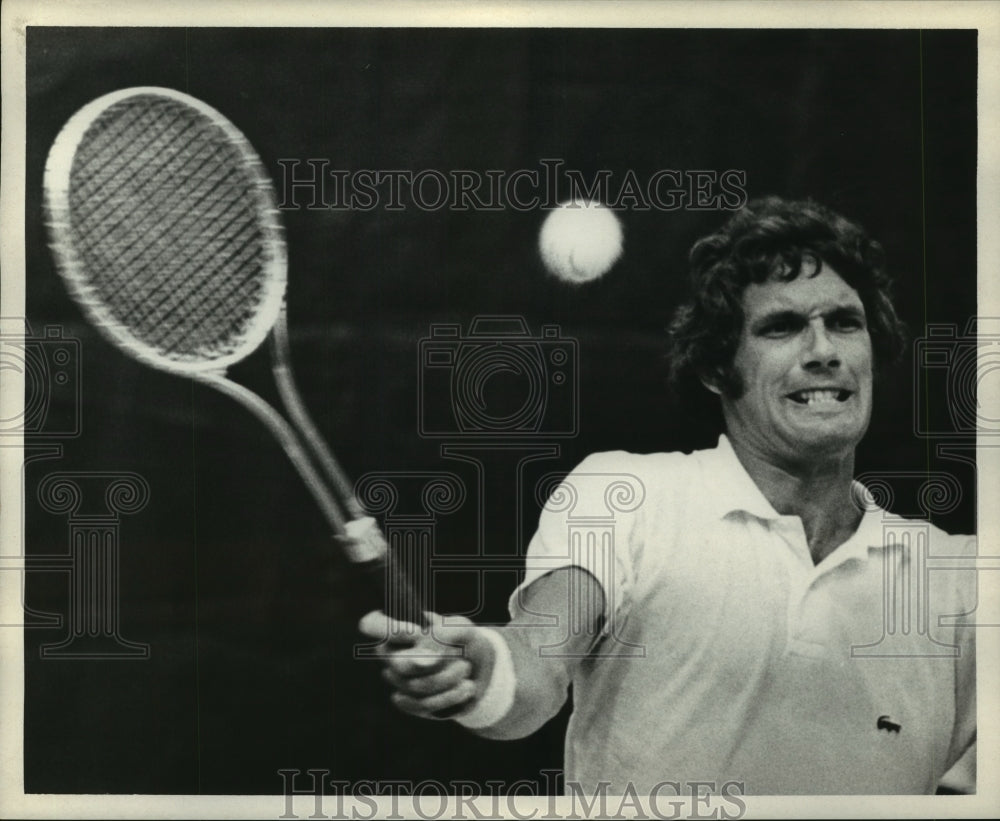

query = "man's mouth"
[[786, 388, 852, 405]]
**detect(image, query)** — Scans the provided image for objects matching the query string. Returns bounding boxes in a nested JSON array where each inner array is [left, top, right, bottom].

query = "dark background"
[[22, 28, 977, 794]]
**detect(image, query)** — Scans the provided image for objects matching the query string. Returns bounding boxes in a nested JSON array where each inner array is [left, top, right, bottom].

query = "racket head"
[[43, 86, 287, 374]]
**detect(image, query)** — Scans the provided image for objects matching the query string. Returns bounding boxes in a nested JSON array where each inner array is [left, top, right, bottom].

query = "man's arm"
[[357, 566, 605, 739]]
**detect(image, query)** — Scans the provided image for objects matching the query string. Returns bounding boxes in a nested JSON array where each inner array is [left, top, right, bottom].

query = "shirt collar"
[[702, 435, 782, 521], [845, 484, 895, 551], [704, 435, 893, 550]]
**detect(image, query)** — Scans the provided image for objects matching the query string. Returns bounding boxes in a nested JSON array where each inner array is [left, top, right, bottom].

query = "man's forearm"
[[464, 567, 606, 740], [470, 624, 574, 740]]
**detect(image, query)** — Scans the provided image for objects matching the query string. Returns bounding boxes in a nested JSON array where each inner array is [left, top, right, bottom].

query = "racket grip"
[[340, 518, 469, 718], [352, 554, 429, 628], [338, 516, 429, 628]]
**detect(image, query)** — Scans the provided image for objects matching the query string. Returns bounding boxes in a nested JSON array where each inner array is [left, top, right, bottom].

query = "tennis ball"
[[539, 199, 623, 283]]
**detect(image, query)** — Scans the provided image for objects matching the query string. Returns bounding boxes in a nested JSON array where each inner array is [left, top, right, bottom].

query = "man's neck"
[[727, 436, 862, 565]]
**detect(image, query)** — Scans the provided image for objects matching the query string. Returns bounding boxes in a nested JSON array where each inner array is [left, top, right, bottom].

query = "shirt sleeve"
[[508, 450, 647, 637]]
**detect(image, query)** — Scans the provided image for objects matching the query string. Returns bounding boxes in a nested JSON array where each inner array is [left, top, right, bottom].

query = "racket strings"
[[78, 128, 215, 326], [82, 121, 205, 268], [72, 145, 260, 358], [133, 190, 258, 339], [73, 107, 206, 269], [66, 95, 272, 363], [107, 108, 262, 355]]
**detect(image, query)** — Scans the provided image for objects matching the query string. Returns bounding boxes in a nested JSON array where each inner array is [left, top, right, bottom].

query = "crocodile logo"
[[877, 715, 901, 733]]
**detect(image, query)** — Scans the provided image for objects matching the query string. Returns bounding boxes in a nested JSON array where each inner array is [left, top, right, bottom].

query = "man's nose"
[[803, 321, 840, 368]]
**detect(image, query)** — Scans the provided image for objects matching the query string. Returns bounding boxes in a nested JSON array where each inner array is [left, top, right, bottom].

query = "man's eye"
[[761, 321, 794, 336], [831, 316, 865, 331]]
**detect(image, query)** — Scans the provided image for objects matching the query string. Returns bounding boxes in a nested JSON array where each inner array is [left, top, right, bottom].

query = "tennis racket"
[[42, 86, 427, 627]]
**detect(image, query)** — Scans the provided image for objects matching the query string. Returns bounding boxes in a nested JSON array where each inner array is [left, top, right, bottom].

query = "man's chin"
[[785, 426, 865, 459]]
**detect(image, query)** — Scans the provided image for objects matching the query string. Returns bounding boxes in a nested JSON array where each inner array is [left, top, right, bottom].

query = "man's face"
[[719, 263, 874, 467]]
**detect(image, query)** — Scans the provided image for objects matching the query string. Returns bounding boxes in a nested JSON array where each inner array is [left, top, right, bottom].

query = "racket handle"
[[341, 517, 471, 718], [338, 516, 429, 627], [351, 555, 429, 628]]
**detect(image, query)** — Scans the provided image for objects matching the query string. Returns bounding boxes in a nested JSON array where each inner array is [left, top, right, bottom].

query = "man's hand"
[[358, 611, 497, 720], [358, 567, 606, 737]]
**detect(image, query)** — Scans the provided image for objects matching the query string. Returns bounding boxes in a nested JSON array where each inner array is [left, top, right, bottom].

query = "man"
[[359, 197, 976, 795]]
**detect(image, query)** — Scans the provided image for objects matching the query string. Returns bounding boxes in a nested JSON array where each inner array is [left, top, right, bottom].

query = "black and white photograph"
[[1, 1, 997, 818]]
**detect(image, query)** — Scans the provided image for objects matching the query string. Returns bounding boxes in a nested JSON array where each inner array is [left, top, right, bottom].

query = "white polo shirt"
[[509, 436, 977, 795]]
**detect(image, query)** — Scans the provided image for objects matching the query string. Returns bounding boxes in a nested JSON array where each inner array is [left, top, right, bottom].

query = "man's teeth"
[[794, 389, 845, 404]]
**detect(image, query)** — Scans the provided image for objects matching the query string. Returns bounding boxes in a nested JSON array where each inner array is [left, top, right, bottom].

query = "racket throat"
[[270, 311, 366, 520]]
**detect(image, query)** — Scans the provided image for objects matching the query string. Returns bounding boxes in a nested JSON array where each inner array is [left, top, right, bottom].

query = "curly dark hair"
[[667, 196, 908, 399]]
